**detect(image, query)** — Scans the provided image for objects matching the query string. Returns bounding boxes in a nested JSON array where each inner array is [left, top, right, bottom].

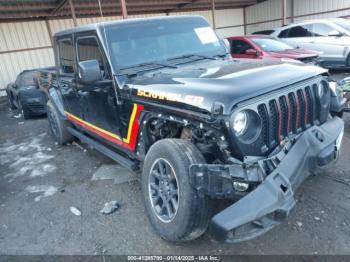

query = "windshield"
[[103, 17, 226, 71], [333, 19, 350, 32], [251, 38, 294, 52]]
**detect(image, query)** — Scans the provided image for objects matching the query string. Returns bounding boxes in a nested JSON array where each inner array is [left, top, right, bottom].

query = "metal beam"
[[290, 0, 294, 23], [68, 0, 77, 26], [211, 0, 216, 30], [120, 0, 128, 19], [50, 0, 68, 15], [243, 6, 247, 35], [165, 0, 199, 13], [0, 1, 257, 20], [281, 0, 286, 26], [45, 19, 53, 45]]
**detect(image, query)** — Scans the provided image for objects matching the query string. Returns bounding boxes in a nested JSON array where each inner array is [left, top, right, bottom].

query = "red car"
[[227, 35, 319, 63]]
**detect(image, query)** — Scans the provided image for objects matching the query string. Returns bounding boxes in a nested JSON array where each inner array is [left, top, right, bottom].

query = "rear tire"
[[141, 139, 211, 242], [22, 107, 31, 119], [46, 100, 74, 145]]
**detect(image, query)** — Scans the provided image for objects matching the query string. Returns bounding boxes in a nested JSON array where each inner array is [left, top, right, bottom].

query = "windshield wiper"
[[167, 54, 217, 62], [120, 61, 177, 71], [166, 53, 228, 65], [117, 61, 178, 76]]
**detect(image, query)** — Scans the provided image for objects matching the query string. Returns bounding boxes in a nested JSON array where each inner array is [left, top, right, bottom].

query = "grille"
[[27, 102, 45, 111], [257, 84, 325, 151], [298, 56, 316, 64]]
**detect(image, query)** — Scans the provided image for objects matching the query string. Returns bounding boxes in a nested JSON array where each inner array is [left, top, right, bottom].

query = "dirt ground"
[[1, 70, 350, 255]]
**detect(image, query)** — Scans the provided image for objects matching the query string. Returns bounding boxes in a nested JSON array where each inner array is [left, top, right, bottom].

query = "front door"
[[74, 33, 124, 144], [230, 39, 259, 59], [310, 23, 348, 64]]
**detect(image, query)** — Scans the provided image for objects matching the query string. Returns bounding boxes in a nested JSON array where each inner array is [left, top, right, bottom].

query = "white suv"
[[270, 18, 350, 68]]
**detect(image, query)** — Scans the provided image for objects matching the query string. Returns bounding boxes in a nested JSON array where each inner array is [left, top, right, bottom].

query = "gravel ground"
[[0, 71, 350, 255]]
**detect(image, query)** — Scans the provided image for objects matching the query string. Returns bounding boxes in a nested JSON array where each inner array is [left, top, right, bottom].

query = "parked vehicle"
[[270, 18, 350, 68], [227, 35, 319, 63], [42, 16, 345, 243], [6, 69, 48, 119], [252, 30, 276, 35]]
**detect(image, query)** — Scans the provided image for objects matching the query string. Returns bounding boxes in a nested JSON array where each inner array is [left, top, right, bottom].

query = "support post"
[[211, 0, 216, 30], [120, 0, 128, 19], [281, 0, 287, 26], [290, 0, 294, 23], [45, 19, 53, 46], [68, 0, 77, 26], [243, 6, 247, 35]]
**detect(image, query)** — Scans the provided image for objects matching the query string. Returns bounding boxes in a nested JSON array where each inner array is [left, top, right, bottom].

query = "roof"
[[0, 0, 260, 22], [54, 15, 201, 37], [273, 18, 348, 31], [226, 34, 274, 39]]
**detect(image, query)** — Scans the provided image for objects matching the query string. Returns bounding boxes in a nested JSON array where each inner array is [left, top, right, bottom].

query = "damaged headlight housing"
[[231, 110, 262, 141], [232, 111, 247, 136]]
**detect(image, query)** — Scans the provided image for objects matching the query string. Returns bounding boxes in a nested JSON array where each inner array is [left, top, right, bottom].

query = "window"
[[58, 39, 75, 74], [77, 37, 108, 78], [251, 38, 293, 52], [279, 25, 313, 38], [21, 71, 38, 87], [311, 23, 336, 37], [252, 30, 275, 35], [77, 37, 103, 63], [333, 19, 350, 32], [230, 40, 254, 55], [104, 17, 226, 69]]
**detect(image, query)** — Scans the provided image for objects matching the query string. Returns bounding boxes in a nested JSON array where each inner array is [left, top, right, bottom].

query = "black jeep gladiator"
[[43, 16, 345, 242]]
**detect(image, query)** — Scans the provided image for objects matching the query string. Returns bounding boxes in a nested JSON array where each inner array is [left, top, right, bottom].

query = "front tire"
[[6, 92, 16, 110], [18, 99, 31, 119], [141, 139, 211, 242], [46, 100, 74, 145]]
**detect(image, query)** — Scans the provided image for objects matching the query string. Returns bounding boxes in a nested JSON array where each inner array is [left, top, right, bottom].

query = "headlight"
[[233, 111, 247, 136]]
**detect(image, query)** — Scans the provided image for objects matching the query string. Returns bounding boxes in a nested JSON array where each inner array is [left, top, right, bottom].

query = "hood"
[[128, 58, 327, 115], [269, 48, 319, 59]]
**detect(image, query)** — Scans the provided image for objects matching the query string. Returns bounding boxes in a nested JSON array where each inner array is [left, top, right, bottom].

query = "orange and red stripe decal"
[[64, 104, 144, 151]]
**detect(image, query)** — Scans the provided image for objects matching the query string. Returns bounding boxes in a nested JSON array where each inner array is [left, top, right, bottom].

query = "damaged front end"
[[190, 115, 344, 243]]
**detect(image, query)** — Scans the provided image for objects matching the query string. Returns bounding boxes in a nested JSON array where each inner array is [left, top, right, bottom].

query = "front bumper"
[[317, 56, 347, 68], [189, 117, 344, 242]]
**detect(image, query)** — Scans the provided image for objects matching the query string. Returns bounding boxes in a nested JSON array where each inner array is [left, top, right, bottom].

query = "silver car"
[[270, 18, 350, 68]]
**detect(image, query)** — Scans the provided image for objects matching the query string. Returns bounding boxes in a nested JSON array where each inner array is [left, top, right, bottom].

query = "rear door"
[[56, 36, 81, 117], [278, 24, 315, 50]]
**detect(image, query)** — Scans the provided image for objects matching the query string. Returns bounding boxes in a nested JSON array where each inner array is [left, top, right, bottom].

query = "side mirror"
[[245, 49, 258, 56], [328, 30, 343, 37], [78, 60, 101, 83]]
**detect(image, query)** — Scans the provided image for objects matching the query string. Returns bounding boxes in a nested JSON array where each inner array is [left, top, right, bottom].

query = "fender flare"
[[48, 88, 66, 119]]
